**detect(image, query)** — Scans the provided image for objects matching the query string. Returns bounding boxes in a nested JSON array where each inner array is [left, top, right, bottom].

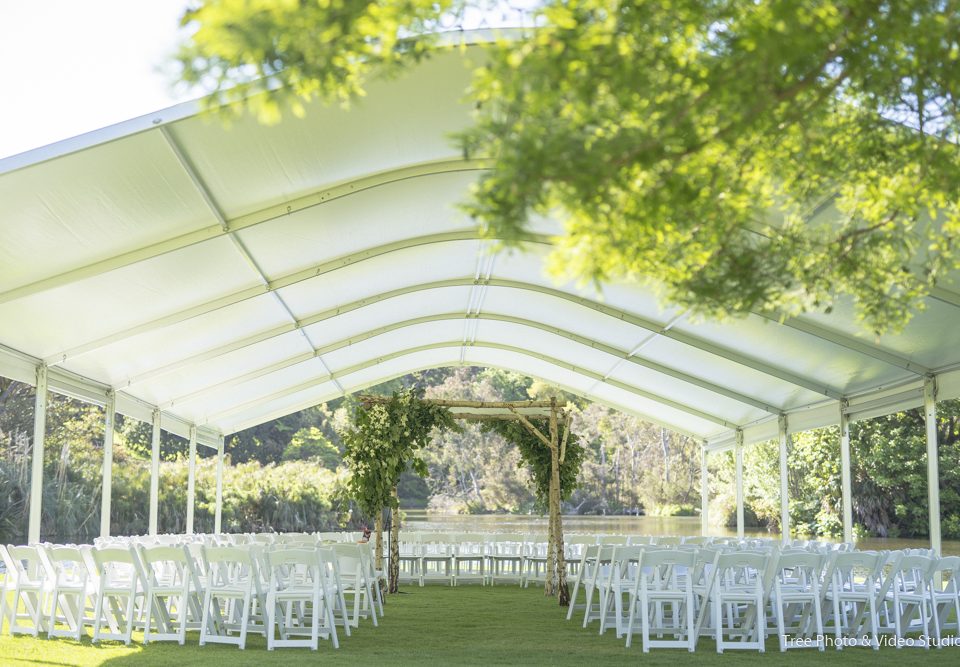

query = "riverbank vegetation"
[[2, 369, 959, 544]]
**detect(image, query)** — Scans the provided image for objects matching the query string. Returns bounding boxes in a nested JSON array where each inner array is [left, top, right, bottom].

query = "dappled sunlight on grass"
[[1, 585, 959, 665]]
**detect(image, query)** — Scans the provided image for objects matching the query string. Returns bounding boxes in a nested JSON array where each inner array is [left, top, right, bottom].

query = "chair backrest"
[[714, 551, 769, 592], [6, 545, 49, 584], [491, 534, 526, 555], [830, 551, 883, 594], [47, 545, 90, 586], [138, 545, 191, 587], [891, 555, 933, 594], [204, 545, 254, 566], [598, 535, 628, 545], [265, 547, 320, 590], [0, 544, 15, 583], [654, 535, 682, 547], [332, 543, 365, 577], [931, 556, 960, 594], [203, 545, 259, 591], [608, 546, 644, 581]]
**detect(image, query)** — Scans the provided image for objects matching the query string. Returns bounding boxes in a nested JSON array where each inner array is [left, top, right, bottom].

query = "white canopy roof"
[[2, 37, 959, 450]]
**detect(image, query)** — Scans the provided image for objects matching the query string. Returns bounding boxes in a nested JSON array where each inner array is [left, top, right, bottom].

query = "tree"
[[176, 0, 960, 335], [282, 426, 341, 468]]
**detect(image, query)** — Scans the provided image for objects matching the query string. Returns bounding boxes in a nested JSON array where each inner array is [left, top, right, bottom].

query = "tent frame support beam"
[[839, 400, 853, 544], [778, 414, 791, 545], [42, 231, 506, 366], [735, 429, 744, 539], [100, 390, 116, 539], [924, 376, 942, 555], [214, 435, 224, 535], [27, 364, 48, 544], [43, 238, 841, 403], [754, 312, 929, 375], [700, 446, 709, 537], [148, 408, 161, 536], [186, 425, 197, 535]]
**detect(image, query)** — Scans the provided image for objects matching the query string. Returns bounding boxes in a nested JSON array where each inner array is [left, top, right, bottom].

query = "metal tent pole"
[[27, 364, 48, 544]]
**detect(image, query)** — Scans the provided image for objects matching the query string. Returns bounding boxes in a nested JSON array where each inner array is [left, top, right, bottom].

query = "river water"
[[402, 511, 960, 556]]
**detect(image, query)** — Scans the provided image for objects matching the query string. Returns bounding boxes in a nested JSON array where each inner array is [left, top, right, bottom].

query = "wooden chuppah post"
[[507, 402, 570, 605]]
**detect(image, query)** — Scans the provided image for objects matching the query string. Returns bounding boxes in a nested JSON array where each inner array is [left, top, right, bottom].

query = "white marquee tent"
[[2, 35, 959, 552]]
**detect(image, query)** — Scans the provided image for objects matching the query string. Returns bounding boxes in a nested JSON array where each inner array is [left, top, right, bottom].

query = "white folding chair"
[[521, 535, 550, 588], [1, 544, 18, 635], [140, 545, 193, 645], [452, 533, 486, 586], [46, 545, 95, 640], [563, 535, 597, 578], [419, 535, 454, 586], [360, 539, 385, 615], [886, 554, 934, 647], [599, 545, 643, 636], [199, 545, 264, 649], [824, 551, 883, 650], [264, 548, 337, 650], [626, 548, 697, 652], [771, 551, 825, 651], [581, 545, 616, 627], [397, 533, 421, 584], [487, 534, 526, 586], [566, 544, 597, 621], [91, 546, 144, 645], [4, 544, 52, 637], [930, 555, 960, 645], [712, 551, 768, 653], [332, 543, 378, 628]]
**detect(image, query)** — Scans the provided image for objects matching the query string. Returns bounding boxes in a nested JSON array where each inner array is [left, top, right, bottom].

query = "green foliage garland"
[[341, 387, 460, 518], [482, 418, 584, 511]]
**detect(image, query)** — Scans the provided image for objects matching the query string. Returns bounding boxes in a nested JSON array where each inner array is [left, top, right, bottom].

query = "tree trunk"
[[388, 486, 401, 594], [374, 511, 386, 599], [548, 401, 569, 606], [660, 428, 670, 484]]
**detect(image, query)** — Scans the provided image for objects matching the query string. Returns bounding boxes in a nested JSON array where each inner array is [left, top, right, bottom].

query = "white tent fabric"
[[2, 39, 960, 451]]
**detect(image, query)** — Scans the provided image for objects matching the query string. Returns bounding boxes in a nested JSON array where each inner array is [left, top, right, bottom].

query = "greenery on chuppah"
[[481, 418, 584, 512], [340, 386, 459, 592]]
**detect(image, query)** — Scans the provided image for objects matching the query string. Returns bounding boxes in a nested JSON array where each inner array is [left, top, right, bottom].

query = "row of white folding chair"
[[0, 541, 378, 649]]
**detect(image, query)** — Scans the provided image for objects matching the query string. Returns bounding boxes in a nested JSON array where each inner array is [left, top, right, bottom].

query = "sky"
[[0, 0, 192, 159]]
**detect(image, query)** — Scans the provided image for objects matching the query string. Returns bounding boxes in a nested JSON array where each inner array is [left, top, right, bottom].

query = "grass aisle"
[[1, 586, 959, 666]]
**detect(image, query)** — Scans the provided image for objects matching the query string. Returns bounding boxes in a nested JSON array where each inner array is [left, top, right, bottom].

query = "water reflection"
[[402, 511, 958, 555]]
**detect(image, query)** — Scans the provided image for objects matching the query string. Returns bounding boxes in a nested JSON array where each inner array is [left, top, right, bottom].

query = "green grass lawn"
[[1, 585, 959, 666]]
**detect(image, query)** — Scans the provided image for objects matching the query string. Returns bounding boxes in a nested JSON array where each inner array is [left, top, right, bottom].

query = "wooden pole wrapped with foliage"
[[341, 387, 458, 593], [484, 404, 583, 606]]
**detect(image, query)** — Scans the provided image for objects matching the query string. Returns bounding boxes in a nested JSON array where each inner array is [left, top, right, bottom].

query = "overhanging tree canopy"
[[1, 24, 960, 468], [177, 0, 960, 335]]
